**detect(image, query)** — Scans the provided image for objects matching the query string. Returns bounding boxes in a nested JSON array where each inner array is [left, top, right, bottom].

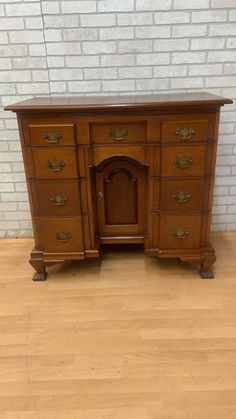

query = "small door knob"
[[97, 192, 103, 200]]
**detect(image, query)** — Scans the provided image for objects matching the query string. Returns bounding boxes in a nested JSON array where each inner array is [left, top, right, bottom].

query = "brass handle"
[[50, 195, 68, 206], [109, 128, 128, 142], [173, 156, 193, 169], [173, 191, 191, 203], [176, 127, 195, 141], [46, 159, 65, 172], [172, 229, 189, 239], [54, 232, 71, 242], [42, 132, 62, 144], [97, 192, 103, 200]]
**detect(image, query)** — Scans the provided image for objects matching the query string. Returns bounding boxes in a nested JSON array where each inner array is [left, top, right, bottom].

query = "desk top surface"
[[5, 92, 233, 113]]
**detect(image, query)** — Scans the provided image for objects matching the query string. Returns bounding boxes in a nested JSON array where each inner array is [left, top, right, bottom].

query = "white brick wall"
[[0, 0, 236, 237]]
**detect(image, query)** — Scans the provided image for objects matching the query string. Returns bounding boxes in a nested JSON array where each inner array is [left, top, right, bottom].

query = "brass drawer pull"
[[46, 159, 65, 172], [173, 191, 191, 203], [176, 127, 195, 141], [172, 229, 189, 239], [109, 128, 128, 142], [42, 132, 62, 144], [50, 195, 68, 206], [54, 232, 71, 242], [173, 156, 193, 169]]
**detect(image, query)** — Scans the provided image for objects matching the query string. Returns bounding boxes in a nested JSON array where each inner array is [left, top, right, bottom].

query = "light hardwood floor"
[[0, 233, 236, 418]]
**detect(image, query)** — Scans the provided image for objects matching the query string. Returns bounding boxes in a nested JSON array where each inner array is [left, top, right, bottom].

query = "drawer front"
[[161, 145, 206, 177], [35, 217, 84, 253], [161, 118, 209, 143], [30, 181, 81, 216], [160, 179, 205, 211], [28, 124, 75, 146], [90, 121, 147, 144], [93, 145, 146, 166], [31, 147, 78, 179], [160, 215, 201, 249]]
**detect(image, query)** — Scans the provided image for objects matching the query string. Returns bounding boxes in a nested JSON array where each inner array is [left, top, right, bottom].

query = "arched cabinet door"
[[95, 159, 147, 238]]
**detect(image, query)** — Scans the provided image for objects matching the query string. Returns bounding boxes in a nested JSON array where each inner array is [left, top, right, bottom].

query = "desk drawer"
[[30, 181, 81, 216], [160, 215, 201, 249], [90, 121, 146, 144], [28, 123, 75, 146], [160, 179, 205, 211], [35, 217, 84, 253], [161, 118, 209, 143], [31, 147, 78, 179], [161, 144, 206, 177]]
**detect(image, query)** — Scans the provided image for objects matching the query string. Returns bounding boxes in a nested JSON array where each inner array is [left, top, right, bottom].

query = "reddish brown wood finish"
[[5, 93, 233, 280]]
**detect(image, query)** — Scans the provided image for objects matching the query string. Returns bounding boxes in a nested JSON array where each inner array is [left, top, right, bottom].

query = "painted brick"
[[13, 58, 46, 69], [61, 1, 96, 14], [154, 39, 189, 51], [136, 53, 170, 65], [42, 1, 60, 14], [208, 50, 236, 63], [102, 80, 135, 91], [47, 43, 81, 56], [192, 10, 227, 22], [0, 17, 24, 31], [64, 29, 97, 41], [155, 11, 190, 24], [82, 41, 117, 55], [118, 13, 153, 26], [171, 77, 204, 88], [66, 56, 99, 68], [136, 0, 171, 11], [119, 67, 152, 79], [49, 68, 83, 81], [100, 28, 134, 40], [98, 0, 134, 12], [189, 64, 223, 76], [0, 59, 12, 70], [136, 26, 171, 39], [44, 15, 79, 28], [172, 51, 206, 64], [45, 29, 62, 42], [6, 3, 41, 16], [191, 38, 225, 50], [81, 14, 116, 27], [173, 0, 209, 9], [25, 17, 43, 29], [101, 55, 135, 67], [212, 0, 236, 8], [173, 25, 207, 37], [68, 81, 100, 93], [136, 79, 169, 91], [84, 68, 117, 80], [119, 40, 152, 53], [209, 23, 236, 36], [9, 30, 44, 44]]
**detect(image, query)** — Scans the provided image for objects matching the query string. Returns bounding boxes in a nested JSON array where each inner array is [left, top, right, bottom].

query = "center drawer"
[[90, 121, 147, 144]]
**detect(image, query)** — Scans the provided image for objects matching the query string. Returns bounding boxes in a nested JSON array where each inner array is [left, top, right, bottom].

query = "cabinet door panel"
[[95, 160, 146, 236]]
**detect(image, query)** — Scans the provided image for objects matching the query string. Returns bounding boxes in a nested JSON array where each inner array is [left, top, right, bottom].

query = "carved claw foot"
[[32, 270, 47, 281], [199, 269, 214, 279], [200, 249, 216, 280]]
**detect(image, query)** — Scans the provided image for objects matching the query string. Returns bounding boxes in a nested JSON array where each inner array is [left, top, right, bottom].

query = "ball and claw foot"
[[32, 271, 47, 281], [199, 269, 214, 279]]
